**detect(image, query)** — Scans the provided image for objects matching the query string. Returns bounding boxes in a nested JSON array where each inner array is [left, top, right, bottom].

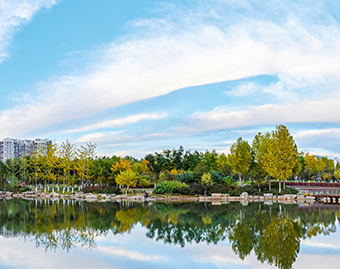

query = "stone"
[[240, 192, 248, 198], [284, 194, 297, 200]]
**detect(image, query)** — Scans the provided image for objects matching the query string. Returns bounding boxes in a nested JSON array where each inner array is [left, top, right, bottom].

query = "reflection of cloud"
[[301, 239, 340, 250], [0, 237, 114, 269], [97, 246, 168, 262]]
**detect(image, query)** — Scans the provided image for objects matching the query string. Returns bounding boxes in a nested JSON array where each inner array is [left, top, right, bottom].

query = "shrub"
[[207, 184, 240, 196], [238, 183, 299, 195], [222, 176, 235, 186], [175, 172, 198, 185], [8, 175, 19, 189], [173, 184, 207, 196], [153, 181, 188, 194], [83, 186, 121, 195]]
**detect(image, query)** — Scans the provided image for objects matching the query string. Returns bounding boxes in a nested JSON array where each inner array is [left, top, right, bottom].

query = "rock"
[[284, 194, 297, 200], [264, 193, 273, 197], [278, 195, 286, 201], [240, 192, 249, 198], [264, 201, 273, 205], [5, 192, 13, 197], [50, 192, 60, 198]]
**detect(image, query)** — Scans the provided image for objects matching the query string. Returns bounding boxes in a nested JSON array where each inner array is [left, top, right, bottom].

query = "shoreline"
[[0, 191, 324, 204]]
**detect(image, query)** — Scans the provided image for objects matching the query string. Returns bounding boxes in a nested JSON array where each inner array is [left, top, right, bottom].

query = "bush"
[[173, 184, 207, 196], [238, 183, 299, 196], [207, 184, 241, 196], [83, 186, 121, 195], [222, 176, 235, 187], [7, 175, 19, 189], [153, 181, 188, 194], [175, 172, 198, 185]]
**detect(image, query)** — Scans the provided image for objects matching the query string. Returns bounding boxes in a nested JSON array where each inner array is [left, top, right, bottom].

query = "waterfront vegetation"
[[0, 125, 339, 195], [0, 199, 338, 269]]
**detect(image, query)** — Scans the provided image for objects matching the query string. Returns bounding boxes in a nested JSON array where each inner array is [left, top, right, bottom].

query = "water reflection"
[[0, 199, 338, 269]]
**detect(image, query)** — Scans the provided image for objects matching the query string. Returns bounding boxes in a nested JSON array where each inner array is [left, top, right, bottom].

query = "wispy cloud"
[[1, 0, 340, 159], [0, 0, 57, 62], [188, 94, 340, 133], [224, 82, 260, 97], [64, 113, 167, 133]]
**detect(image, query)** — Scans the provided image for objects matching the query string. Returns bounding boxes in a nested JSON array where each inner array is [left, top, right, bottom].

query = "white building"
[[0, 138, 52, 162]]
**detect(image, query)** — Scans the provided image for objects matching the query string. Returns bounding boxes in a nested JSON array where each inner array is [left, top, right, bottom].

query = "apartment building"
[[0, 138, 52, 162]]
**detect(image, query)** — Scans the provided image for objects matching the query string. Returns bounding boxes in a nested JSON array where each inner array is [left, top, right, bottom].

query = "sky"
[[0, 0, 340, 158]]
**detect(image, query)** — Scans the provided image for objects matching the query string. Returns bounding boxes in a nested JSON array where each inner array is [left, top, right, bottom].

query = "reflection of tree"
[[255, 216, 302, 269], [0, 199, 338, 268], [228, 221, 255, 259]]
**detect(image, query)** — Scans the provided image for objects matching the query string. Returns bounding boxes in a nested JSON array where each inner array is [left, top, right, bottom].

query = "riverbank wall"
[[0, 191, 321, 204]]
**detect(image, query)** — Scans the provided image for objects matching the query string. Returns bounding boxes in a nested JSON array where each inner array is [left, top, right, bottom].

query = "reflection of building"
[[0, 138, 52, 162]]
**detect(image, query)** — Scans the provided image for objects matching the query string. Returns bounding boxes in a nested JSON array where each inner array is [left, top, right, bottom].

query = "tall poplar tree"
[[228, 137, 253, 185], [262, 125, 300, 193]]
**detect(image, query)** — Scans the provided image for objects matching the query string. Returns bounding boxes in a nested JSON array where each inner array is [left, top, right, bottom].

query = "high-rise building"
[[0, 138, 52, 162]]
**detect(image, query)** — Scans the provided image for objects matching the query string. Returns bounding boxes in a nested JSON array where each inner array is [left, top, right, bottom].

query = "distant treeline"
[[0, 125, 339, 191]]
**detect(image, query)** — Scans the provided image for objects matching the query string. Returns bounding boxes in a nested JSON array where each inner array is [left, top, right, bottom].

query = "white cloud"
[[224, 82, 260, 97], [188, 94, 340, 133], [75, 131, 126, 143], [0, 0, 57, 62], [65, 113, 167, 133], [1, 0, 340, 146], [294, 128, 340, 139]]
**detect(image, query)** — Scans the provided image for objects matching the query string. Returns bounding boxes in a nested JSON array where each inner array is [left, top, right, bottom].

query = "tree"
[[115, 170, 138, 189], [59, 140, 75, 192], [228, 137, 253, 186], [200, 173, 214, 190], [252, 132, 272, 189], [304, 153, 316, 181], [334, 170, 340, 181], [262, 125, 299, 193]]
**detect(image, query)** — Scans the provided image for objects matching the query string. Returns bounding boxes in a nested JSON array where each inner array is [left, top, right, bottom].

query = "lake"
[[0, 199, 339, 269]]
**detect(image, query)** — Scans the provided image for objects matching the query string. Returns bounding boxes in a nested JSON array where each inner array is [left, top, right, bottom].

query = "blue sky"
[[1, 0, 340, 158]]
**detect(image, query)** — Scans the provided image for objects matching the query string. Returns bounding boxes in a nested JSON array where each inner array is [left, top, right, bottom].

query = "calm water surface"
[[0, 199, 339, 269]]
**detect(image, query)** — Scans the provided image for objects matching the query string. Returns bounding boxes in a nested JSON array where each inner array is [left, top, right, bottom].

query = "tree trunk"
[[283, 181, 286, 189], [279, 180, 281, 193]]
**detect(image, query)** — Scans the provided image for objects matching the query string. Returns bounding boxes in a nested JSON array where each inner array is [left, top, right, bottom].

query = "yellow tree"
[[37, 145, 48, 192], [111, 158, 132, 174], [252, 132, 272, 189], [76, 142, 97, 189], [304, 153, 316, 181], [46, 143, 58, 192], [115, 170, 138, 191], [315, 158, 326, 181], [228, 137, 253, 186], [60, 140, 74, 193], [262, 125, 299, 193], [217, 153, 229, 173], [334, 170, 340, 181]]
